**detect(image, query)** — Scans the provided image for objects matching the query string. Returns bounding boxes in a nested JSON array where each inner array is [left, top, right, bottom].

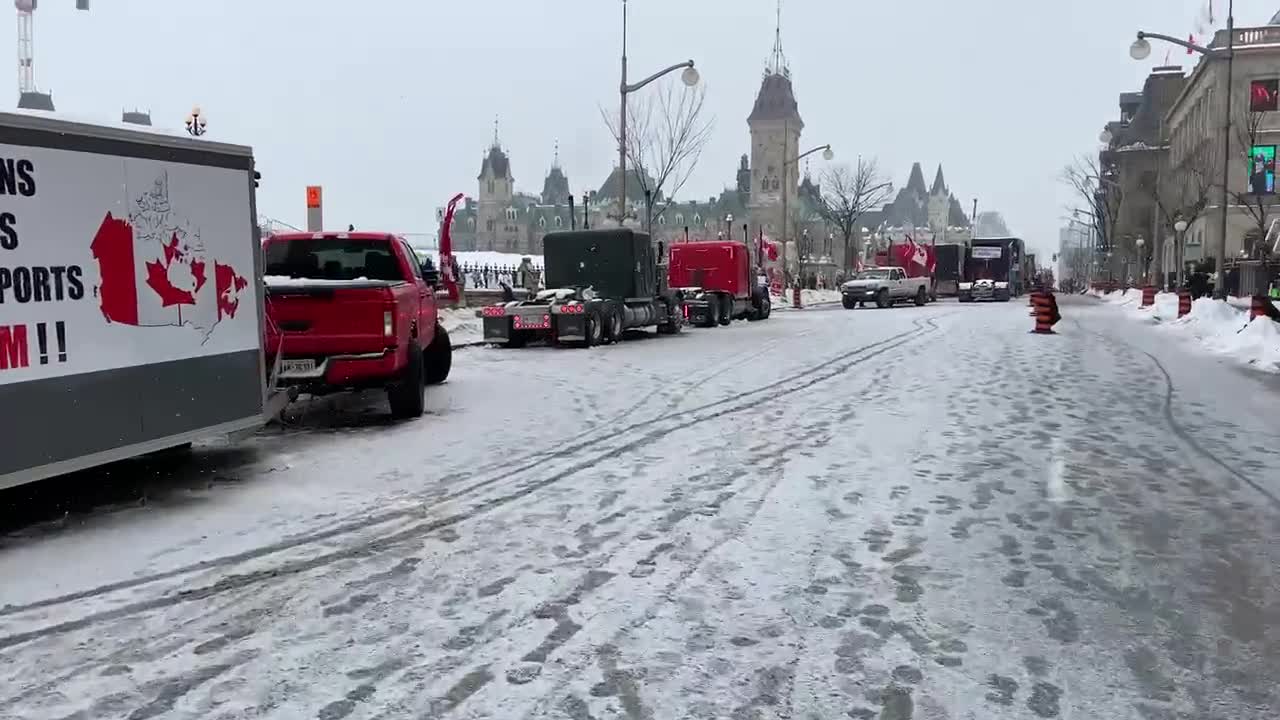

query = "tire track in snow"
[[0, 316, 946, 651], [1070, 319, 1280, 511]]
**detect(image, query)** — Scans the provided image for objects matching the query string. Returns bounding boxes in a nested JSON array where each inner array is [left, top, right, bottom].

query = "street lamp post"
[[184, 106, 207, 137], [781, 143, 833, 303], [617, 0, 699, 228], [1136, 236, 1147, 284], [1174, 218, 1189, 287], [1130, 0, 1233, 297]]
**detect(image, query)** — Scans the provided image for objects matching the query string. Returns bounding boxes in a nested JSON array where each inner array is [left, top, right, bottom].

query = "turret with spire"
[[541, 139, 571, 206], [747, 0, 804, 240]]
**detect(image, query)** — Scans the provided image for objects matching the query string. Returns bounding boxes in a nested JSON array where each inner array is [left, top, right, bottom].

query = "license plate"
[[513, 315, 550, 330], [281, 359, 316, 375]]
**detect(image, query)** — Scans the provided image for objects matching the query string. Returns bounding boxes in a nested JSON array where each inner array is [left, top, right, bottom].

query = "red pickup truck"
[[262, 231, 452, 419]]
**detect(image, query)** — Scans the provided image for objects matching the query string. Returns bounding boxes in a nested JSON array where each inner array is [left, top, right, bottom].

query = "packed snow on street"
[[3, 296, 1280, 719]]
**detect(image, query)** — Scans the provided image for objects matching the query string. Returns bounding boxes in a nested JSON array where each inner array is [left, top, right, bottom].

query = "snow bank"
[[439, 307, 483, 345], [771, 288, 843, 309], [1105, 290, 1280, 372]]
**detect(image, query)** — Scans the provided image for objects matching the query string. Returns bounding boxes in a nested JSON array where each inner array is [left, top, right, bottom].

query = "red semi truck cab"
[[668, 241, 771, 325], [262, 231, 452, 418]]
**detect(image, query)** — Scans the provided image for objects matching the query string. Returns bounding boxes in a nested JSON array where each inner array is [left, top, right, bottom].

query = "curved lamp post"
[[1131, 0, 1234, 297], [616, 0, 699, 226]]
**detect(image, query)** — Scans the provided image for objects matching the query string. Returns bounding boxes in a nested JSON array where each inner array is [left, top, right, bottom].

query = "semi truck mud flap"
[[555, 315, 587, 340], [483, 317, 512, 341]]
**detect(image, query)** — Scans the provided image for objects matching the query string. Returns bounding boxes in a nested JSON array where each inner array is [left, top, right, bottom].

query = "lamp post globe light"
[[1174, 219, 1189, 233], [185, 105, 207, 137], [1130, 36, 1152, 60]]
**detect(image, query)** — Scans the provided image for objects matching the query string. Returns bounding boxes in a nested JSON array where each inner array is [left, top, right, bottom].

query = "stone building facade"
[[1165, 20, 1280, 273]]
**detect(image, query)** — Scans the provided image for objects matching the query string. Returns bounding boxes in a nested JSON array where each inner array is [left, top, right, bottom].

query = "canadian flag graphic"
[[88, 173, 248, 340]]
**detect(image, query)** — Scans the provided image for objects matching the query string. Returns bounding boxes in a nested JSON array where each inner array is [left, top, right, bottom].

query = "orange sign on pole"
[[305, 185, 323, 209]]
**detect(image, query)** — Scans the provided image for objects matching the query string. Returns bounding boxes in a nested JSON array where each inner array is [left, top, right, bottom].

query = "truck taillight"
[[558, 304, 584, 314], [383, 311, 394, 337], [482, 306, 506, 318]]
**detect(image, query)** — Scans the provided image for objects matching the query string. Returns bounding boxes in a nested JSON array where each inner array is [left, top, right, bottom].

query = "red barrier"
[[1177, 290, 1192, 318], [1031, 291, 1059, 334], [1140, 286, 1156, 307]]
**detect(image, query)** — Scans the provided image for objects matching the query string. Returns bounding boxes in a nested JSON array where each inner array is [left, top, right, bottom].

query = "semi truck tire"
[[842, 296, 856, 309], [876, 289, 890, 309], [424, 324, 452, 385], [604, 308, 624, 343], [702, 301, 720, 328], [914, 287, 927, 306], [718, 295, 733, 325], [387, 347, 426, 419]]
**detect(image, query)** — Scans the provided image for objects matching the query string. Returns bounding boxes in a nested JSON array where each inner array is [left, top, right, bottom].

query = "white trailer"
[[0, 111, 286, 490]]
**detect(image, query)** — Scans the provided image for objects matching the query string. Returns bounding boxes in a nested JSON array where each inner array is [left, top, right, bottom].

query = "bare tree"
[[601, 79, 715, 232], [1229, 109, 1280, 258], [1139, 146, 1214, 282], [1061, 154, 1122, 277], [816, 159, 893, 273]]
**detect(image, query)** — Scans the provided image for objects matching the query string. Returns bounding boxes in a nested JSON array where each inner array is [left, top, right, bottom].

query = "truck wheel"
[[581, 310, 604, 347], [914, 287, 927, 306], [703, 302, 720, 328], [718, 295, 733, 325], [875, 289, 890, 309], [842, 296, 857, 309], [760, 295, 771, 319], [424, 324, 452, 385], [604, 308, 624, 344], [503, 332, 528, 349], [387, 347, 426, 419]]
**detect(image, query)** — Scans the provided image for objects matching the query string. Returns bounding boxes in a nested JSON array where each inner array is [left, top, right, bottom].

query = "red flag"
[[439, 192, 465, 303]]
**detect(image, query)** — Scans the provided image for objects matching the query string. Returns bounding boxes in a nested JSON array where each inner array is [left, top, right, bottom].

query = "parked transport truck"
[[479, 229, 685, 347], [959, 237, 1025, 302], [0, 111, 287, 490], [668, 240, 771, 326]]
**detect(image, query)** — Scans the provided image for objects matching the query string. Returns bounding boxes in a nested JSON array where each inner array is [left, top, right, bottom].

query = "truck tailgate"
[[265, 282, 398, 356]]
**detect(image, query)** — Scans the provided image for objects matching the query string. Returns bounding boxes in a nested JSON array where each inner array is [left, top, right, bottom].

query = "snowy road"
[[3, 296, 1280, 719]]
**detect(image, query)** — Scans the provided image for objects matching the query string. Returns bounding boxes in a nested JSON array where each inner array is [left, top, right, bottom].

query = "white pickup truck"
[[840, 266, 931, 309]]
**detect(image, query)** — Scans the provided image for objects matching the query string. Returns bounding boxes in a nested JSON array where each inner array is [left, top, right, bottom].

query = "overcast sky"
[[11, 0, 1280, 261]]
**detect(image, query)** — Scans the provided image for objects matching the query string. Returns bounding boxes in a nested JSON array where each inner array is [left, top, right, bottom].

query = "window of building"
[[506, 208, 518, 220], [488, 180, 495, 193], [693, 213, 702, 226], [675, 213, 684, 225], [1251, 79, 1279, 112], [468, 217, 476, 229], [657, 215, 666, 225], [554, 215, 563, 228], [486, 219, 495, 232], [538, 216, 547, 228]]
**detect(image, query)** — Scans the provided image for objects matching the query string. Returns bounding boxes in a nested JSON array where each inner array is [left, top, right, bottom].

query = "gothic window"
[[506, 208, 517, 220], [538, 216, 547, 228], [693, 213, 702, 226], [771, 177, 780, 191], [762, 178, 769, 191], [468, 217, 476, 229], [657, 215, 666, 225], [554, 215, 563, 228], [486, 219, 495, 232], [487, 180, 495, 193], [675, 213, 684, 225]]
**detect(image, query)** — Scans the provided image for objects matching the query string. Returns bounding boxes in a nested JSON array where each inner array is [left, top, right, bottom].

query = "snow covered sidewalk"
[[770, 288, 843, 309], [1094, 288, 1280, 372]]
